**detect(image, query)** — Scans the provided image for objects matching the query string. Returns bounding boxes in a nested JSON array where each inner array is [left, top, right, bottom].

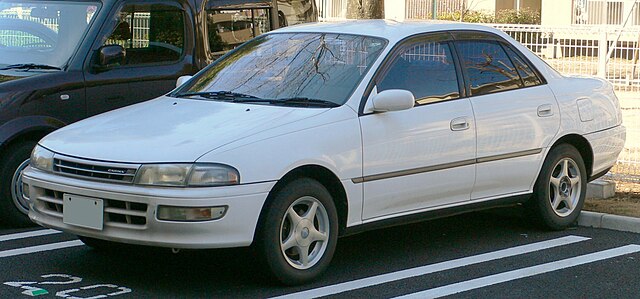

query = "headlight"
[[188, 164, 239, 186], [30, 145, 54, 172], [134, 163, 239, 187]]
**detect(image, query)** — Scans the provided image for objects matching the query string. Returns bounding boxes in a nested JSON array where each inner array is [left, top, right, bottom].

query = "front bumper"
[[22, 167, 274, 249]]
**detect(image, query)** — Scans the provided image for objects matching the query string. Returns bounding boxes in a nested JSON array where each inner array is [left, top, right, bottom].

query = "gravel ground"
[[584, 181, 640, 218]]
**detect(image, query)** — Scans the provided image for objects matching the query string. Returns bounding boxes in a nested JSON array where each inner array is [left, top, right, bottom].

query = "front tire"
[[78, 236, 121, 251], [528, 144, 587, 230], [0, 141, 37, 227], [257, 178, 338, 285]]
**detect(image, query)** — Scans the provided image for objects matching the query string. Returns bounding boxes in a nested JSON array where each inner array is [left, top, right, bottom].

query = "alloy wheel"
[[279, 196, 330, 270], [10, 158, 31, 215], [548, 158, 581, 217]]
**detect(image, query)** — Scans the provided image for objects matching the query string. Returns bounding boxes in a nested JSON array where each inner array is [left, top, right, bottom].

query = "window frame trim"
[[454, 39, 525, 97], [449, 30, 547, 97]]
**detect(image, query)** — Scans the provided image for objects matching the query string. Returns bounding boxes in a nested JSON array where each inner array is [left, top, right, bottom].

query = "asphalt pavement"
[[1, 210, 639, 298]]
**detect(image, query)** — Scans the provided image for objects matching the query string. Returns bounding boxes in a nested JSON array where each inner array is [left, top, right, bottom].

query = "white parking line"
[[0, 240, 83, 258], [0, 229, 61, 242], [394, 244, 640, 299], [271, 235, 590, 299]]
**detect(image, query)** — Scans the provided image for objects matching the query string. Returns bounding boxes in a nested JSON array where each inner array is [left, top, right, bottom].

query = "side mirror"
[[372, 89, 415, 112], [176, 75, 193, 88], [97, 45, 125, 68]]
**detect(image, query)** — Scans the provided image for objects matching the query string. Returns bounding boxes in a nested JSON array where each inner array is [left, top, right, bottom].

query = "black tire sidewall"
[[0, 141, 37, 227], [257, 178, 338, 285], [530, 144, 587, 230]]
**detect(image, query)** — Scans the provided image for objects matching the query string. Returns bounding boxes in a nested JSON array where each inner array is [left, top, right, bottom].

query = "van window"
[[206, 8, 271, 55], [277, 0, 317, 27], [104, 3, 185, 65]]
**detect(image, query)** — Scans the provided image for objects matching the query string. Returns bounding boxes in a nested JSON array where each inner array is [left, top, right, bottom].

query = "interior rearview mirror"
[[372, 89, 415, 112], [176, 75, 193, 88], [97, 45, 126, 68]]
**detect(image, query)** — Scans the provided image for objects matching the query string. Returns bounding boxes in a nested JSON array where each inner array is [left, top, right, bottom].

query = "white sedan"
[[22, 20, 625, 285]]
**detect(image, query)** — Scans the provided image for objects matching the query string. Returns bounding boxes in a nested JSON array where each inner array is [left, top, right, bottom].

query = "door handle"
[[450, 117, 470, 131], [537, 104, 553, 117]]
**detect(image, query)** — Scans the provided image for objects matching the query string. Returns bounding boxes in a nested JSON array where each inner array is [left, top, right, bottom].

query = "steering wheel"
[[0, 18, 57, 47], [148, 41, 182, 54]]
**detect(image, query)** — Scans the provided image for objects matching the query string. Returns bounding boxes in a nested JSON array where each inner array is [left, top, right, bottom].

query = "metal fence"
[[610, 95, 640, 182], [316, 0, 347, 20], [573, 0, 640, 26], [491, 24, 640, 92], [405, 0, 463, 20]]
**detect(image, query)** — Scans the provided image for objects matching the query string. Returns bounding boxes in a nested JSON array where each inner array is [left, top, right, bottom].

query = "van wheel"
[[278, 11, 287, 28], [0, 141, 37, 227], [257, 178, 338, 285], [528, 144, 586, 230]]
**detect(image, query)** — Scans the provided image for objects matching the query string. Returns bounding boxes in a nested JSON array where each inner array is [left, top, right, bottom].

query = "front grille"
[[104, 199, 148, 226], [53, 156, 138, 184], [35, 187, 148, 228]]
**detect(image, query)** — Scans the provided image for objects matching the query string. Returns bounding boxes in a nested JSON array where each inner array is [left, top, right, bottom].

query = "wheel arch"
[[549, 134, 594, 179], [0, 116, 64, 157], [256, 164, 349, 239]]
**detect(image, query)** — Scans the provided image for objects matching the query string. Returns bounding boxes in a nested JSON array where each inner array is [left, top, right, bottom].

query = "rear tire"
[[527, 144, 587, 230], [256, 178, 338, 285], [0, 141, 37, 227]]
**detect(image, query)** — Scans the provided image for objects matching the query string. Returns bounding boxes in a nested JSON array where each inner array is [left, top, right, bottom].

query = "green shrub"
[[437, 8, 540, 25], [495, 8, 540, 24], [437, 10, 494, 23]]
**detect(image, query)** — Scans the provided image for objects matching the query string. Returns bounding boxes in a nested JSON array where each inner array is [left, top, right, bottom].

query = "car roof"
[[274, 19, 509, 43]]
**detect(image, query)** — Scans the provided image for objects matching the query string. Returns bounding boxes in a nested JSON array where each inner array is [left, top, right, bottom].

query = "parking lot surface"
[[1, 211, 639, 298]]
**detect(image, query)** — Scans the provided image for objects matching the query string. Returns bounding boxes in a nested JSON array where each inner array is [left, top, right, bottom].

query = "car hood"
[[0, 70, 41, 83], [41, 96, 329, 163]]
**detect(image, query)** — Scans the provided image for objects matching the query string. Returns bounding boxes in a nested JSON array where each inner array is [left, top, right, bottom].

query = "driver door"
[[84, 0, 194, 116], [360, 33, 477, 220]]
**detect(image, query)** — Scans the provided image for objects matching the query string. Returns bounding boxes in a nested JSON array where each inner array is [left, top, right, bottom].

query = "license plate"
[[63, 194, 104, 230]]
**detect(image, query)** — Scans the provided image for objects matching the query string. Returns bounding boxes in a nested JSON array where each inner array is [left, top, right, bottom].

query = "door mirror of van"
[[97, 45, 126, 68], [176, 75, 193, 88], [372, 89, 415, 112]]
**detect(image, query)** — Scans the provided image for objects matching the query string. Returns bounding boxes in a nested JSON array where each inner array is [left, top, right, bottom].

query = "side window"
[[456, 40, 523, 96], [503, 46, 542, 87], [377, 38, 460, 105], [103, 4, 185, 66], [206, 8, 271, 55]]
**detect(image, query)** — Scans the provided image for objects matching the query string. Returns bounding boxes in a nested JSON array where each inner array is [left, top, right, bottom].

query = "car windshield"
[[0, 1, 100, 69], [175, 32, 387, 106]]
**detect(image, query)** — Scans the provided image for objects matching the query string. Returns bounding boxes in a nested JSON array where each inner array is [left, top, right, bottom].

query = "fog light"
[[157, 206, 227, 222]]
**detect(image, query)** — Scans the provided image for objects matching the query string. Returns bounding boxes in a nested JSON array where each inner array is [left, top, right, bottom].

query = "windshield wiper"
[[268, 97, 340, 108], [173, 91, 259, 100], [0, 63, 61, 71]]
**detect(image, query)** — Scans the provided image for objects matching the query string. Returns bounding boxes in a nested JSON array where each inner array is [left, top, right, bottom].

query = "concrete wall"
[[520, 0, 541, 12], [470, 0, 497, 14], [541, 0, 572, 26]]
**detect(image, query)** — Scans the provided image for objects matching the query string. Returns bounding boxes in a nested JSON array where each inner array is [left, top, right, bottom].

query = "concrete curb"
[[578, 211, 640, 234]]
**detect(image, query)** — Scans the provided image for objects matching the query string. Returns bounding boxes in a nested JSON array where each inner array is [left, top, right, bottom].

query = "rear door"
[[84, 0, 194, 116], [452, 32, 560, 199]]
